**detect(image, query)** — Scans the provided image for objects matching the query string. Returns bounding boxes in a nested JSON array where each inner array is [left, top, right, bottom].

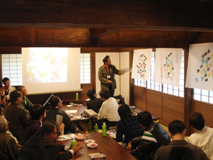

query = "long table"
[[57, 133, 136, 160], [61, 104, 89, 131]]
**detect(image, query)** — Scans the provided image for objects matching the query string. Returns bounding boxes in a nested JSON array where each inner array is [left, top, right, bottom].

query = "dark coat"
[[23, 131, 72, 160], [4, 103, 28, 145], [87, 97, 103, 113], [155, 140, 210, 160], [44, 108, 76, 134]]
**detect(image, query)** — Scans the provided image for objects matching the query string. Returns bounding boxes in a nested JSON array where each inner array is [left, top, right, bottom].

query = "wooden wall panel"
[[193, 100, 213, 128], [133, 85, 146, 110], [162, 94, 185, 126]]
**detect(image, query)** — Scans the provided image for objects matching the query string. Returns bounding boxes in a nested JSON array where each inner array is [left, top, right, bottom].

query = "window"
[[163, 51, 185, 97], [147, 51, 162, 91], [194, 89, 213, 104], [1, 54, 22, 86], [1, 53, 91, 86], [80, 53, 91, 84], [134, 79, 146, 87]]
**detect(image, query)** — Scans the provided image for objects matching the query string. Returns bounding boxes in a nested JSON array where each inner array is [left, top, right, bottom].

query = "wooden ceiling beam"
[[0, 1, 213, 32]]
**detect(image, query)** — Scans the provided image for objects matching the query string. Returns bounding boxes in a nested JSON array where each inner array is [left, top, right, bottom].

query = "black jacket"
[[23, 131, 72, 160], [130, 122, 170, 160], [87, 97, 103, 113], [44, 108, 76, 134]]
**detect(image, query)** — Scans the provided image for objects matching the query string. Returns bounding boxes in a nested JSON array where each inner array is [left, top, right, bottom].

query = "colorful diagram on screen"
[[195, 49, 213, 82], [135, 54, 147, 79], [160, 52, 175, 81]]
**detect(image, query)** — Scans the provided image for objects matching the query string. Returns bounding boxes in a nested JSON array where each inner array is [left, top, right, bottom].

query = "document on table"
[[65, 110, 78, 114]]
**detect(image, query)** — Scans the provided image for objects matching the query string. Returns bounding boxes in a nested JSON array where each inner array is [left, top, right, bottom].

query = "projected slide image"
[[26, 48, 68, 83]]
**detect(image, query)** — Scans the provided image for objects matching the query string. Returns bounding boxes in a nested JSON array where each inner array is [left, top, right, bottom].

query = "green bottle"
[[102, 122, 106, 136], [71, 137, 76, 148], [88, 120, 92, 131], [94, 123, 98, 133], [76, 92, 78, 101]]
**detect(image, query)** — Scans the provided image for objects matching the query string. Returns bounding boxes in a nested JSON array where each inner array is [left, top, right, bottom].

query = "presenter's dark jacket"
[[3, 103, 28, 145], [44, 108, 76, 134], [87, 97, 103, 113], [23, 131, 72, 160], [98, 64, 122, 91], [154, 140, 210, 160], [0, 130, 19, 160]]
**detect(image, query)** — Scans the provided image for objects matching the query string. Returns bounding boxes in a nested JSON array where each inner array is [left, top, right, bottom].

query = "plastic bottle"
[[86, 129, 88, 137], [94, 123, 98, 133], [88, 120, 92, 131], [76, 92, 79, 101], [102, 122, 106, 136], [71, 137, 76, 148]]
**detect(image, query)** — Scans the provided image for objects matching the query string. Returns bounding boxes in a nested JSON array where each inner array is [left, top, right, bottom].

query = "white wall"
[[95, 52, 120, 97], [95, 52, 130, 104], [120, 52, 130, 104]]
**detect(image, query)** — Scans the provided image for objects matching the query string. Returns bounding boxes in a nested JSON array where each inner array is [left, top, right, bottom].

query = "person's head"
[[118, 104, 131, 119], [0, 115, 8, 132], [18, 144, 49, 160], [10, 90, 22, 104], [168, 120, 186, 138], [188, 112, 205, 131], [99, 89, 110, 101], [17, 86, 27, 96], [169, 146, 194, 160], [29, 104, 46, 121], [103, 55, 111, 66], [50, 96, 62, 109], [41, 120, 59, 142], [2, 77, 10, 88], [137, 111, 153, 129], [87, 89, 96, 99]]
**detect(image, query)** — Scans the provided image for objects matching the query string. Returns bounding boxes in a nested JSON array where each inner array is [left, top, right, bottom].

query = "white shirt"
[[188, 126, 213, 160], [97, 97, 120, 122]]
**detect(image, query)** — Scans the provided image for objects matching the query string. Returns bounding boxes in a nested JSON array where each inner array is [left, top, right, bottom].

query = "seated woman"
[[17, 86, 34, 114], [25, 104, 46, 142]]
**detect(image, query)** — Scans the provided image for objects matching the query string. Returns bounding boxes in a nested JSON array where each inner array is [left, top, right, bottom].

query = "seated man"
[[127, 111, 170, 160], [23, 120, 83, 160], [0, 77, 16, 101], [96, 89, 120, 129], [3, 90, 28, 145], [17, 86, 34, 112], [155, 120, 209, 160], [0, 115, 19, 160], [25, 104, 46, 142], [86, 89, 103, 113], [188, 112, 213, 159], [116, 104, 144, 145], [44, 96, 76, 134]]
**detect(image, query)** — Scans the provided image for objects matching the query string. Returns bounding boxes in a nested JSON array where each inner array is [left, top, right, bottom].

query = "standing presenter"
[[98, 55, 124, 97]]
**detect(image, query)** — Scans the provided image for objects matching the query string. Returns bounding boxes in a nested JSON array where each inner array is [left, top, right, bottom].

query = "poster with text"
[[154, 48, 182, 87], [131, 49, 152, 80], [186, 43, 213, 91]]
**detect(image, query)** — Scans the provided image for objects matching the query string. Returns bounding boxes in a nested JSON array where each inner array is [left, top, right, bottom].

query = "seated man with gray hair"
[[0, 115, 19, 160]]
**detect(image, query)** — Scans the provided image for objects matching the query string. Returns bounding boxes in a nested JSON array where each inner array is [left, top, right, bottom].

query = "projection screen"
[[22, 47, 81, 95]]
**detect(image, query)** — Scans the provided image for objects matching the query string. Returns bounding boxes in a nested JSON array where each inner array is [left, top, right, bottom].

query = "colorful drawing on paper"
[[195, 49, 213, 82], [135, 54, 147, 79], [131, 49, 152, 81], [160, 52, 175, 81]]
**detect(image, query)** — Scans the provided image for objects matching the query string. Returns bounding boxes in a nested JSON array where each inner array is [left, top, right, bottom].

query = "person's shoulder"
[[98, 65, 104, 70]]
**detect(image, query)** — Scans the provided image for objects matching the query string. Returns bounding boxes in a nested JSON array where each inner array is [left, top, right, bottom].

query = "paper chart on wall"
[[186, 43, 213, 91], [154, 48, 182, 87], [131, 49, 152, 81]]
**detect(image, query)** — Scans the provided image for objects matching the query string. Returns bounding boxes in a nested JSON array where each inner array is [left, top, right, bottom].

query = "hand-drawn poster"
[[186, 43, 213, 91], [154, 48, 182, 87], [131, 49, 152, 81]]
